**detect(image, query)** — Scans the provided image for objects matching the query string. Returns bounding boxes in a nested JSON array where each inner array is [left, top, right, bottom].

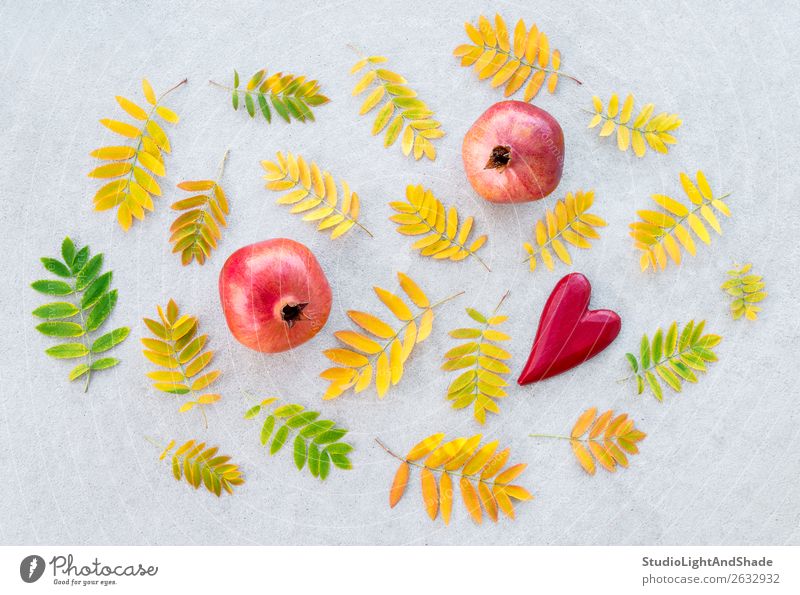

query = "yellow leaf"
[[348, 310, 395, 339], [142, 79, 157, 105], [440, 473, 453, 525], [359, 86, 385, 115], [397, 272, 429, 308], [376, 352, 391, 398], [406, 433, 445, 461], [374, 287, 413, 321], [334, 330, 382, 354], [324, 348, 369, 367], [100, 119, 141, 138], [116, 95, 148, 120]]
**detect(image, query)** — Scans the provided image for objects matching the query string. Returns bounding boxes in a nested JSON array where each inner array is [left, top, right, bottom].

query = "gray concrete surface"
[[1, 0, 799, 545]]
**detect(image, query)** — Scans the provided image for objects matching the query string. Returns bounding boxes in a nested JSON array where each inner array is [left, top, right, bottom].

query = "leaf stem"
[[529, 433, 573, 441], [374, 437, 512, 485], [71, 277, 94, 392], [215, 148, 230, 183], [477, 43, 582, 85]]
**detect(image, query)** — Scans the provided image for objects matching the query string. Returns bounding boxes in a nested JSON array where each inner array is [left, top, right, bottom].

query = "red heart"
[[517, 272, 621, 384]]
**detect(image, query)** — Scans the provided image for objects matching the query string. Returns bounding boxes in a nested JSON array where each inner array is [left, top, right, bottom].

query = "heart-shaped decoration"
[[518, 272, 621, 385]]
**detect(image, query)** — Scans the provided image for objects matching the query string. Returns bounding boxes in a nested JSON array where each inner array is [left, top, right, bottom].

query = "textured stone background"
[[1, 0, 799, 545]]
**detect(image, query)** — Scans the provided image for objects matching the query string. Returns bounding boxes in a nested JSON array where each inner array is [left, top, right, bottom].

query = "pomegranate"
[[219, 238, 332, 353], [462, 100, 564, 203]]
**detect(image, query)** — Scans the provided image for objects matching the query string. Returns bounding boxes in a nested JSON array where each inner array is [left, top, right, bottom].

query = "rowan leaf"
[[455, 14, 577, 101], [142, 300, 221, 420], [443, 293, 511, 424], [381, 433, 532, 524], [31, 238, 128, 390], [261, 151, 369, 239], [90, 78, 185, 230], [631, 171, 730, 272], [350, 54, 442, 160], [155, 439, 243, 497], [391, 184, 489, 270], [625, 320, 721, 400], [722, 263, 767, 321], [170, 151, 231, 266], [533, 408, 646, 474], [245, 398, 352, 480], [321, 272, 460, 400]]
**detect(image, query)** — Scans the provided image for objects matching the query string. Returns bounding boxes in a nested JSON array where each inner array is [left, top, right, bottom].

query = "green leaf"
[[324, 442, 353, 456], [32, 302, 79, 319], [260, 415, 275, 445], [36, 321, 84, 337], [257, 93, 271, 122], [664, 322, 678, 357], [90, 327, 130, 353], [75, 254, 103, 290], [308, 442, 321, 477], [71, 246, 89, 273], [244, 405, 261, 419], [69, 363, 90, 380], [690, 320, 705, 344], [636, 375, 645, 394], [651, 328, 663, 363], [274, 404, 304, 418], [645, 371, 662, 401], [299, 419, 335, 439], [625, 353, 638, 373], [245, 92, 255, 117], [678, 321, 694, 350], [466, 308, 487, 324], [680, 352, 707, 371], [656, 364, 681, 392], [693, 346, 718, 362], [81, 272, 112, 309], [329, 453, 351, 470], [90, 357, 119, 370], [31, 280, 73, 296], [669, 359, 697, 383], [270, 95, 290, 122], [285, 97, 303, 120], [85, 289, 117, 331], [233, 69, 239, 88], [293, 435, 307, 470], [271, 425, 289, 454], [232, 89, 239, 110], [61, 237, 76, 266], [314, 428, 347, 445], [318, 450, 331, 480], [45, 343, 89, 358], [41, 257, 72, 278], [287, 411, 320, 429], [639, 334, 651, 369]]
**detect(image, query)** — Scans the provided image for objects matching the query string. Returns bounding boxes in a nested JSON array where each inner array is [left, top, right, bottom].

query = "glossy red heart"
[[518, 272, 621, 384]]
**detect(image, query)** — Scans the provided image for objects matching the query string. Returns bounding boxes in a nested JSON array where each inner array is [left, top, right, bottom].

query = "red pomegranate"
[[219, 238, 332, 353], [462, 100, 564, 203]]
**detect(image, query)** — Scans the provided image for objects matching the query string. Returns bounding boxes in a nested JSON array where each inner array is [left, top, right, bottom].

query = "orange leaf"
[[460, 477, 482, 524], [389, 462, 409, 508], [495, 463, 526, 484], [440, 473, 453, 525], [571, 407, 597, 438], [571, 440, 595, 475], [421, 468, 439, 520], [478, 481, 498, 522]]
